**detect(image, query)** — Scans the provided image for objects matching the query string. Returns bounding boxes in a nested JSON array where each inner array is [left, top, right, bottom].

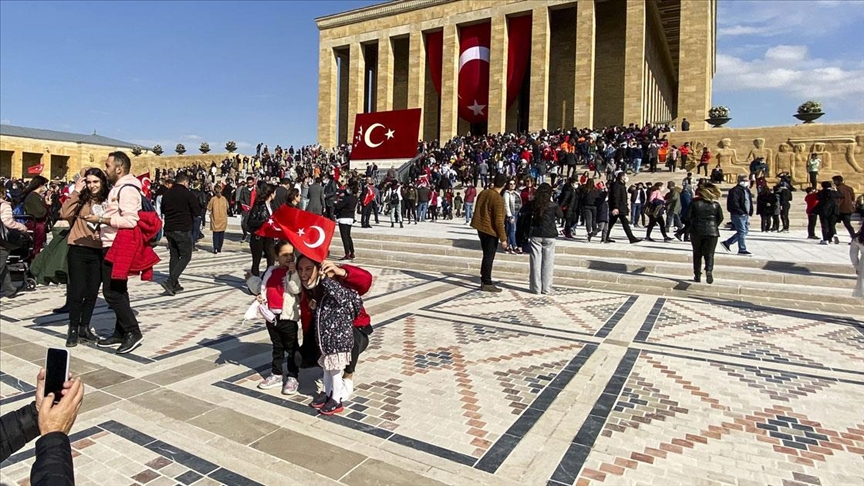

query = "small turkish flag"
[[27, 164, 44, 175], [351, 108, 421, 161], [273, 206, 335, 263], [255, 206, 286, 239], [137, 172, 152, 199]]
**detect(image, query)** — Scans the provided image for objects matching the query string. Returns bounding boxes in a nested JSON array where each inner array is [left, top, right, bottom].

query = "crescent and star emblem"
[[363, 123, 395, 148], [304, 226, 326, 248]]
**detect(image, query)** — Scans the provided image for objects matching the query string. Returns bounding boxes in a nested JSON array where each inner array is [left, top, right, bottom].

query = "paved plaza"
[[1, 235, 863, 486]]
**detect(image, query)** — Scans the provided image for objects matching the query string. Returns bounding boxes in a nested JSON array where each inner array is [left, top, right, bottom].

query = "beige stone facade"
[[0, 134, 133, 180], [666, 123, 864, 190], [316, 0, 715, 146]]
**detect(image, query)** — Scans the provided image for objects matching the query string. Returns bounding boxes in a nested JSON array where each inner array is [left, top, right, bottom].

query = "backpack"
[[389, 189, 400, 206], [119, 184, 162, 247], [12, 202, 27, 225]]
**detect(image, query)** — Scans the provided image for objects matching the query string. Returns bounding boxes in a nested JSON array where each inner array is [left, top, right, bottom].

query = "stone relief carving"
[[746, 138, 773, 166], [715, 138, 740, 170], [774, 142, 796, 181], [843, 135, 863, 173], [811, 142, 832, 171]]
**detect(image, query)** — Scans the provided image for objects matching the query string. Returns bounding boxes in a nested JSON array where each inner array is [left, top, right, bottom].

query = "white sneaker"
[[258, 374, 283, 390], [342, 378, 354, 402]]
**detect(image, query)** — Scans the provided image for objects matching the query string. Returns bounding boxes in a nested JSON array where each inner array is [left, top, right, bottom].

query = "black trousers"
[[266, 316, 300, 378], [646, 215, 669, 239], [780, 203, 790, 231], [691, 234, 718, 275], [820, 214, 837, 241], [249, 236, 275, 277], [101, 250, 141, 337], [697, 163, 708, 176], [339, 223, 355, 255], [361, 204, 373, 227], [809, 172, 818, 189], [760, 214, 772, 232], [166, 230, 193, 285], [582, 206, 597, 235], [807, 214, 818, 238], [67, 246, 102, 328], [838, 213, 856, 238], [403, 200, 416, 222], [608, 213, 638, 242], [478, 231, 498, 285], [212, 231, 225, 252]]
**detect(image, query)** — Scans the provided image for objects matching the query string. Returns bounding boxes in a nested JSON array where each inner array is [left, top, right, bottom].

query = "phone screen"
[[45, 348, 69, 404]]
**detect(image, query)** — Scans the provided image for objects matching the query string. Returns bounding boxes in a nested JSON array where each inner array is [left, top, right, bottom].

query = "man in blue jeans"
[[721, 174, 753, 256]]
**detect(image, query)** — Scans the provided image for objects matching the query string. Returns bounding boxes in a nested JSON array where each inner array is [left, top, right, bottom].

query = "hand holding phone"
[[44, 348, 70, 404]]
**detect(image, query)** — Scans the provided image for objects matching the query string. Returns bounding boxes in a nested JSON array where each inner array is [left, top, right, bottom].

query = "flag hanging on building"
[[351, 108, 421, 161]]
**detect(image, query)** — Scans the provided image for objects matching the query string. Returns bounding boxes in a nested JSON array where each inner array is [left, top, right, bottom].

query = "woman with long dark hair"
[[524, 183, 563, 294], [335, 181, 359, 261], [246, 183, 277, 277], [59, 168, 108, 346], [20, 175, 50, 253], [645, 182, 673, 242], [686, 182, 724, 284]]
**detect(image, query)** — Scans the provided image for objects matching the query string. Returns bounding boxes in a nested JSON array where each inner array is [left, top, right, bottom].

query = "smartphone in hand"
[[45, 348, 70, 404]]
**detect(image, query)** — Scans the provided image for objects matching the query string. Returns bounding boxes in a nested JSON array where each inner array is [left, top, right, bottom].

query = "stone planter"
[[706, 116, 731, 128], [794, 112, 824, 124]]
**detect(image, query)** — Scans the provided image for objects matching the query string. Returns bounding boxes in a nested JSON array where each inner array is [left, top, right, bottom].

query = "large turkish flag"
[[457, 22, 491, 124], [351, 108, 421, 161]]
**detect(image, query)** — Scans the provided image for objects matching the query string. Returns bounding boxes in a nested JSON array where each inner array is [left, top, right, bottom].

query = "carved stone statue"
[[811, 142, 832, 171], [715, 138, 740, 172], [792, 143, 808, 183], [746, 138, 773, 166], [775, 142, 797, 181], [844, 135, 864, 173]]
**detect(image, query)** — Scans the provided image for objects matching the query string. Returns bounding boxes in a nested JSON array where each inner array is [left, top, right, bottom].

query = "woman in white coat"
[[851, 227, 864, 298]]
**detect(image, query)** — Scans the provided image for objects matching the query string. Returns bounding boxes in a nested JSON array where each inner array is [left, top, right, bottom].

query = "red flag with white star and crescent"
[[272, 206, 336, 263], [137, 172, 152, 199], [351, 108, 421, 161]]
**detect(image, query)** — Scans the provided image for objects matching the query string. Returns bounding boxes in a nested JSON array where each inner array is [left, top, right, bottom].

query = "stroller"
[[3, 217, 37, 292]]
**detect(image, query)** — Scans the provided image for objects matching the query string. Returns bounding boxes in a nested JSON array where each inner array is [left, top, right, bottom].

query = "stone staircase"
[[195, 215, 861, 312]]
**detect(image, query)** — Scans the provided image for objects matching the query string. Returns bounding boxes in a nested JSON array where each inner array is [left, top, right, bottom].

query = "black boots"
[[67, 323, 98, 347], [65, 325, 79, 347], [706, 272, 714, 284], [694, 274, 701, 283]]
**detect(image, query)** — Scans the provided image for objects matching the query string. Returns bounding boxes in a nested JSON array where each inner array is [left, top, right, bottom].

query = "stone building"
[[0, 124, 137, 180], [316, 0, 716, 146]]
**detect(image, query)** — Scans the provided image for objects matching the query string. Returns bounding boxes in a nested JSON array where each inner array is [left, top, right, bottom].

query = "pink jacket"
[[0, 200, 27, 232], [100, 174, 142, 248]]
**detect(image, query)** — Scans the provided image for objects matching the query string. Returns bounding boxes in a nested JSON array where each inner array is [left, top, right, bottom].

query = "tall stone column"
[[317, 47, 338, 148], [439, 24, 459, 141], [528, 6, 549, 131], [407, 31, 426, 110], [574, 0, 596, 128], [622, 0, 646, 125], [346, 42, 366, 146], [487, 15, 508, 135], [377, 36, 394, 112], [678, 0, 712, 130]]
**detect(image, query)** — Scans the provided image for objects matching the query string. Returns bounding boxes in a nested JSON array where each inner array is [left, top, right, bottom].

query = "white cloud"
[[718, 0, 864, 37], [715, 45, 864, 100], [235, 141, 252, 149], [1, 119, 10, 125], [182, 134, 202, 141]]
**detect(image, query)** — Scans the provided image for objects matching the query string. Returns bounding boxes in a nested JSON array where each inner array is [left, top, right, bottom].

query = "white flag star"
[[468, 99, 486, 116], [385, 129, 395, 140], [298, 228, 305, 236]]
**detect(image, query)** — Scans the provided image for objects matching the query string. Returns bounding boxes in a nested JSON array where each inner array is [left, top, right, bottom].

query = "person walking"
[[687, 182, 724, 284], [58, 168, 107, 346], [403, 184, 417, 225], [579, 178, 599, 241], [384, 181, 403, 229], [606, 173, 641, 244], [524, 183, 562, 294], [816, 181, 840, 245], [697, 147, 711, 176], [88, 152, 146, 354], [159, 173, 200, 296], [238, 177, 254, 243], [775, 178, 793, 232], [850, 227, 864, 298], [721, 174, 754, 256], [665, 181, 682, 233], [644, 182, 673, 242], [359, 178, 376, 228], [416, 183, 431, 222], [206, 183, 229, 254], [246, 183, 277, 276], [464, 184, 477, 224], [335, 182, 359, 261], [757, 185, 777, 232], [833, 175, 857, 240], [471, 173, 508, 292]]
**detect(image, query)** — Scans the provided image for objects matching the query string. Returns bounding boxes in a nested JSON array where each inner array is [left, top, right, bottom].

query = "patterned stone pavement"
[[1, 247, 862, 486]]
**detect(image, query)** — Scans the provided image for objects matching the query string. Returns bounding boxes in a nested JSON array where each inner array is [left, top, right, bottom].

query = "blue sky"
[[1, 0, 862, 153]]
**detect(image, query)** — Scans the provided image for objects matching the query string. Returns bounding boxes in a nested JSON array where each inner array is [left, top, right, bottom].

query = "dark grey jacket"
[[306, 183, 325, 215]]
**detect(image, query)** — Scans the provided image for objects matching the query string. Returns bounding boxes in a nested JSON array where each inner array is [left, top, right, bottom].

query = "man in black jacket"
[[606, 173, 641, 244], [721, 174, 754, 256], [159, 173, 201, 296], [0, 369, 84, 485]]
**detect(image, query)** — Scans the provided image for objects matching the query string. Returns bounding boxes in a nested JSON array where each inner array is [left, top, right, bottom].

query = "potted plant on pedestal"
[[152, 145, 163, 156], [131, 145, 143, 156], [175, 143, 186, 155], [199, 142, 210, 154], [225, 141, 237, 153], [706, 106, 731, 128], [795, 101, 824, 123]]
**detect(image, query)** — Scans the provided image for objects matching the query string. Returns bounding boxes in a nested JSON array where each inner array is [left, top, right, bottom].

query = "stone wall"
[[131, 153, 246, 177], [0, 135, 132, 180], [666, 123, 864, 190]]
